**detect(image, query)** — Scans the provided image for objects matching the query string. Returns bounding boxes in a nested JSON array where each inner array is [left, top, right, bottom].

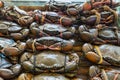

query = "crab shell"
[[0, 54, 21, 79], [89, 66, 120, 80], [0, 21, 29, 40], [20, 51, 79, 73], [98, 44, 120, 66], [30, 22, 74, 39], [98, 27, 118, 40], [26, 37, 74, 52], [43, 12, 60, 23], [97, 25, 120, 46]]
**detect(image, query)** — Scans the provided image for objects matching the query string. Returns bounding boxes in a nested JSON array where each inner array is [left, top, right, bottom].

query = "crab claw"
[[36, 43, 48, 50], [10, 29, 29, 40], [89, 66, 101, 78], [65, 53, 79, 72], [82, 43, 94, 53], [17, 16, 33, 26], [59, 17, 73, 27], [0, 64, 21, 79], [48, 42, 62, 51], [85, 51, 111, 65], [49, 40, 74, 51], [2, 41, 26, 63]]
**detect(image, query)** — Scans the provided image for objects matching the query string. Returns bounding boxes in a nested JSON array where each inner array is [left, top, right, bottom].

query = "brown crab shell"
[[20, 51, 79, 73]]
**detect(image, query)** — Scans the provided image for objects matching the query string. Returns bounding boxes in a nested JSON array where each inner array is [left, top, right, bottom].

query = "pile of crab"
[[0, 0, 120, 80]]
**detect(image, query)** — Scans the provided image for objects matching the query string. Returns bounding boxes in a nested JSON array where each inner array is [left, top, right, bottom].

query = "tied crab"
[[30, 22, 74, 39], [89, 66, 120, 80], [0, 38, 26, 63], [45, 0, 80, 16], [20, 51, 79, 73], [79, 25, 120, 45], [81, 0, 120, 11], [0, 54, 21, 79], [80, 5, 118, 26], [26, 37, 74, 52], [0, 21, 29, 40], [82, 43, 120, 66], [32, 10, 73, 27], [0, 5, 33, 26]]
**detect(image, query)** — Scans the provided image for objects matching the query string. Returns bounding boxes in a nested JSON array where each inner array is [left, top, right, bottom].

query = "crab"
[[0, 5, 33, 26], [89, 66, 120, 80], [20, 50, 79, 73], [82, 43, 120, 66], [44, 0, 75, 12], [0, 21, 29, 40], [33, 11, 73, 27], [1, 5, 28, 20], [90, 0, 120, 9], [26, 37, 74, 52], [0, 53, 21, 79], [79, 5, 118, 26], [0, 39, 26, 64], [78, 25, 120, 45], [30, 22, 74, 39], [44, 0, 119, 16]]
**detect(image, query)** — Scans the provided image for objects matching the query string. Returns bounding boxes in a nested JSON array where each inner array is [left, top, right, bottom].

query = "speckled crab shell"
[[20, 50, 79, 73], [26, 37, 74, 52]]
